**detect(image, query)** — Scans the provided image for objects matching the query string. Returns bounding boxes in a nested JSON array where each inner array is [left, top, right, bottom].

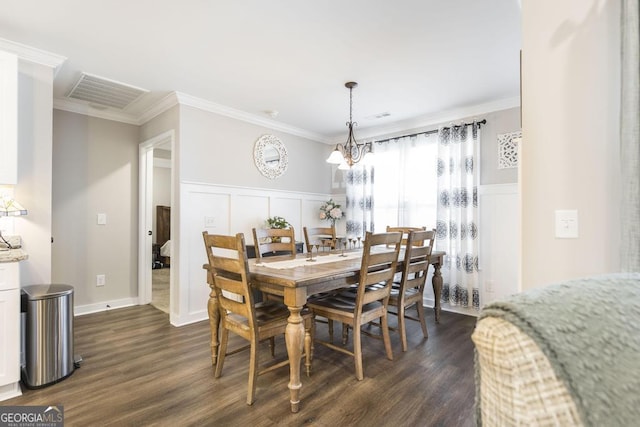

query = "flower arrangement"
[[319, 199, 343, 226], [266, 216, 290, 229]]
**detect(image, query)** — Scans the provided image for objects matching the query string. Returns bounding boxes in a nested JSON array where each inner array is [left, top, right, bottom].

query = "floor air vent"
[[67, 72, 149, 109]]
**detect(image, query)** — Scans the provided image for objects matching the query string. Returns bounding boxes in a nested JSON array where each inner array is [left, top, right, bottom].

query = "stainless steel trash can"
[[21, 284, 75, 388]]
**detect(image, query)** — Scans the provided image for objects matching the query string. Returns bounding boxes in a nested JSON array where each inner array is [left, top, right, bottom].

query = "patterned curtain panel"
[[621, 0, 640, 272], [436, 123, 481, 309], [345, 164, 374, 238]]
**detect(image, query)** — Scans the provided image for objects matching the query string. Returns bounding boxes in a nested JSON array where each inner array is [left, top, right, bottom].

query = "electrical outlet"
[[485, 280, 494, 293], [96, 274, 106, 287]]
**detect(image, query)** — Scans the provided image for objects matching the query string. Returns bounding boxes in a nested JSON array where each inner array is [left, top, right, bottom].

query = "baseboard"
[[75, 297, 138, 316], [439, 302, 479, 317], [423, 298, 479, 318], [0, 382, 21, 402], [169, 310, 208, 327]]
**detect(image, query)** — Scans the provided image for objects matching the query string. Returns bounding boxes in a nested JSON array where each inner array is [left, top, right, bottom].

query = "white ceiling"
[[0, 0, 521, 142]]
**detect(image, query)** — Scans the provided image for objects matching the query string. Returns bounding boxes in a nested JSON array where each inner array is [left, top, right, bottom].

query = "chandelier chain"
[[349, 85, 353, 124]]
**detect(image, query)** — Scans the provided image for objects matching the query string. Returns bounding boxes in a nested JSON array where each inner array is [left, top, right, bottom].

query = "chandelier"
[[326, 82, 373, 169]]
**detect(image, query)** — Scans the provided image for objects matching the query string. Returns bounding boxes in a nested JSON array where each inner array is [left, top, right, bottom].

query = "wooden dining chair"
[[307, 231, 402, 380], [303, 226, 336, 252], [202, 231, 312, 405], [386, 225, 427, 246], [387, 229, 436, 351], [252, 227, 297, 260]]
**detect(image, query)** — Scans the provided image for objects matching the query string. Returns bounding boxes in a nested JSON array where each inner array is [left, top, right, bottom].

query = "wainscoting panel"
[[231, 194, 270, 240], [175, 182, 516, 325], [269, 196, 303, 235], [176, 182, 336, 326], [182, 189, 231, 323], [478, 183, 520, 306]]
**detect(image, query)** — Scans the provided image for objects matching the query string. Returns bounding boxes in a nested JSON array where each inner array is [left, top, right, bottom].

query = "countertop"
[[0, 235, 28, 262], [0, 248, 28, 263]]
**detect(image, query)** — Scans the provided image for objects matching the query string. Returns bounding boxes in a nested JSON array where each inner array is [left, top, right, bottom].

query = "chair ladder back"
[[203, 231, 256, 325], [252, 227, 297, 260], [303, 226, 336, 252], [400, 229, 436, 295], [356, 231, 402, 308], [386, 225, 427, 246]]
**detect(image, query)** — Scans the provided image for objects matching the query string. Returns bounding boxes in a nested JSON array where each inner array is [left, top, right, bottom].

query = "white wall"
[[521, 0, 621, 289], [52, 110, 140, 310], [14, 60, 54, 285], [479, 107, 521, 185], [179, 105, 333, 193], [479, 184, 519, 304]]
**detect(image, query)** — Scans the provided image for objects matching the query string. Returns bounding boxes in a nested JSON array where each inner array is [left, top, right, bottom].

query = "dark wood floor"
[[5, 305, 478, 427]]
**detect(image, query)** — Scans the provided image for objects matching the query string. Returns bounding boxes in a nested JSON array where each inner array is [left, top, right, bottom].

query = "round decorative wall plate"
[[254, 134, 288, 179]]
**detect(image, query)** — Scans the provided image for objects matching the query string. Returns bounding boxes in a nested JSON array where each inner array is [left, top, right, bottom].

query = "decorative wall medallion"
[[497, 131, 522, 169], [254, 134, 288, 179]]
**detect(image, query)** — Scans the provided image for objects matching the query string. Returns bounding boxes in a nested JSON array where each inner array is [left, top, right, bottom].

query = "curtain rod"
[[371, 119, 486, 144]]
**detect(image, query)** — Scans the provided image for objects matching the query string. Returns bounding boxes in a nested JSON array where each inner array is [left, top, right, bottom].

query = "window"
[[372, 133, 438, 230]]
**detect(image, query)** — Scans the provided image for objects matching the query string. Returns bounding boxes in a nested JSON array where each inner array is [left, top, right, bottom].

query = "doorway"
[[138, 130, 174, 316]]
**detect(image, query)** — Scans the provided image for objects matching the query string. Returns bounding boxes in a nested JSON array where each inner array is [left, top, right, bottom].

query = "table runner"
[[255, 251, 361, 269]]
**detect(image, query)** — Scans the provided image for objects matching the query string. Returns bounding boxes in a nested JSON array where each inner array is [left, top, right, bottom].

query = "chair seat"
[[308, 293, 383, 314], [254, 300, 292, 323], [226, 300, 290, 329], [389, 287, 419, 299]]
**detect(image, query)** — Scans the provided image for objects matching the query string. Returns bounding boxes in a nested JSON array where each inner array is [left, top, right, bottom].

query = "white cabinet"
[[0, 262, 20, 400], [0, 51, 18, 184]]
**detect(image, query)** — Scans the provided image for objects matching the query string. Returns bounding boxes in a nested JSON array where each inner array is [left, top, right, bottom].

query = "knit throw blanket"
[[476, 273, 640, 426]]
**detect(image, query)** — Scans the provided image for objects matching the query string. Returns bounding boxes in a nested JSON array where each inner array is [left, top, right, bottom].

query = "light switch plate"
[[204, 216, 216, 228], [97, 213, 107, 225], [555, 210, 578, 238]]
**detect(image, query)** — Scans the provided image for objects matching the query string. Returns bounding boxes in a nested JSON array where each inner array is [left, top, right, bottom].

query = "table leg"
[[207, 285, 220, 367], [432, 262, 443, 323], [285, 304, 305, 413]]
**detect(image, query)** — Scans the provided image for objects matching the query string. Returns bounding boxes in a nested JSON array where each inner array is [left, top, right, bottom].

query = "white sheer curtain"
[[371, 133, 438, 230], [621, 0, 640, 271], [436, 123, 481, 309]]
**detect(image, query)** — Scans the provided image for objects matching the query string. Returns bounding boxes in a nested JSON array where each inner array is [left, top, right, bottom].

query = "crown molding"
[[351, 96, 521, 143], [55, 91, 520, 144], [174, 92, 330, 143], [53, 90, 332, 144], [53, 98, 140, 125], [0, 38, 66, 76], [137, 92, 180, 125]]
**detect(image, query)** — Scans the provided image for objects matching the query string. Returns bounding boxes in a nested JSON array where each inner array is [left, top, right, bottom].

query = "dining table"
[[207, 248, 445, 413]]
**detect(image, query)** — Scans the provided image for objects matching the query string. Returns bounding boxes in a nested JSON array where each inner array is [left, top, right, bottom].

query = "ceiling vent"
[[365, 111, 392, 120], [66, 72, 149, 109]]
